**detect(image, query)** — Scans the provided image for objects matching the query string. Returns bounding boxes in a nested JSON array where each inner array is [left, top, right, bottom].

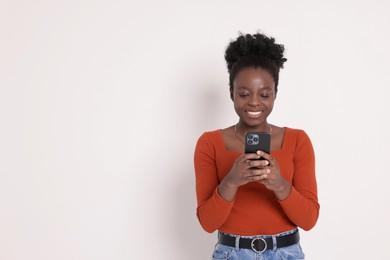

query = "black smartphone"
[[244, 132, 271, 160]]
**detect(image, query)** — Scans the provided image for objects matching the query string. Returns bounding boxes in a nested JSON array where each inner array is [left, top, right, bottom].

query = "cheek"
[[265, 101, 275, 112], [233, 100, 243, 114], [266, 95, 276, 106], [266, 99, 274, 107], [233, 97, 244, 107]]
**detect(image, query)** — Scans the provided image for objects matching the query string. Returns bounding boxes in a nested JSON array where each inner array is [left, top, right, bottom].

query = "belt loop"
[[235, 235, 240, 250], [272, 235, 277, 250]]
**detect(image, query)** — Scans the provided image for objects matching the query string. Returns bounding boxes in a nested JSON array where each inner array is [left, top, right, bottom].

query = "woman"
[[194, 32, 319, 259]]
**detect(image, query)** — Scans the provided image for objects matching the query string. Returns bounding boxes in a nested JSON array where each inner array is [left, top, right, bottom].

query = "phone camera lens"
[[248, 140, 253, 145], [253, 137, 259, 142]]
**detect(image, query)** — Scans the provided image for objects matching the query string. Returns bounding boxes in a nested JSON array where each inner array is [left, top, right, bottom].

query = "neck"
[[236, 122, 272, 134]]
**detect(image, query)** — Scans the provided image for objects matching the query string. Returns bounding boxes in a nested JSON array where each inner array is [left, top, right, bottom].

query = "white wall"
[[1, 0, 390, 259]]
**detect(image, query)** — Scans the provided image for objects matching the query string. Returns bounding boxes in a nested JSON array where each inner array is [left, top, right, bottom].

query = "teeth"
[[247, 111, 262, 115]]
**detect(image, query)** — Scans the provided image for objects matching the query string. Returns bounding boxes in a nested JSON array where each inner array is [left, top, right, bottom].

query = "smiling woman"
[[194, 32, 319, 259]]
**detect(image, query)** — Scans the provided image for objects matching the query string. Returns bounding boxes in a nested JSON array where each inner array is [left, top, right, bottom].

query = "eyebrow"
[[236, 86, 274, 91], [236, 86, 250, 90]]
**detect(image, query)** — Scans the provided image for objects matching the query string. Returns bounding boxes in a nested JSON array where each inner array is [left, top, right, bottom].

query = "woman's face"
[[231, 67, 276, 128]]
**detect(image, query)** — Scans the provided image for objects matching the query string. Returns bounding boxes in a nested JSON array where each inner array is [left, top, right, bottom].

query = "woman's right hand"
[[218, 151, 270, 201], [228, 152, 270, 186]]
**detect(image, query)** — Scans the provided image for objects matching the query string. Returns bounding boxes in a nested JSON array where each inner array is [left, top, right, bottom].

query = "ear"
[[230, 89, 234, 101]]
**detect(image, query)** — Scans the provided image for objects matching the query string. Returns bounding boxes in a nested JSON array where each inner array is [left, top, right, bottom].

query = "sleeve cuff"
[[214, 186, 235, 205], [278, 186, 298, 206]]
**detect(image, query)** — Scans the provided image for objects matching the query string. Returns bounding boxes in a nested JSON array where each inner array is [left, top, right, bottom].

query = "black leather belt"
[[218, 230, 299, 253]]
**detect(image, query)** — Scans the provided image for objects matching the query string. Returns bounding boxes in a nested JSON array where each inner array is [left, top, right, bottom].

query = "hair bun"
[[225, 32, 287, 73]]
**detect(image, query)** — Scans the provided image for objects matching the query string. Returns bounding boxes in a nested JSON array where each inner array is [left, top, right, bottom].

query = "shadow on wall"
[[172, 165, 216, 260], [167, 61, 229, 258]]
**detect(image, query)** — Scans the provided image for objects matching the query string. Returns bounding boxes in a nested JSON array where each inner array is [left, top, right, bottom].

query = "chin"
[[242, 119, 266, 127]]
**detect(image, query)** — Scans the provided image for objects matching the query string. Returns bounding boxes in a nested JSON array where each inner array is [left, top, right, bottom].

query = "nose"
[[248, 95, 261, 106]]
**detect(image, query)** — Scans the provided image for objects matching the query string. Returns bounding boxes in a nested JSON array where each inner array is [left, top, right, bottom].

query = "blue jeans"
[[212, 229, 305, 260]]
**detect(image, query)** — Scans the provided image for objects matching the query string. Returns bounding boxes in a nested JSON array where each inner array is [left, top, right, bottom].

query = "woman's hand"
[[218, 152, 269, 201], [257, 151, 292, 200], [228, 153, 270, 186]]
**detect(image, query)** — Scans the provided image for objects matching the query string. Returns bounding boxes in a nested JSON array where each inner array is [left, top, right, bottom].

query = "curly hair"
[[224, 32, 287, 93]]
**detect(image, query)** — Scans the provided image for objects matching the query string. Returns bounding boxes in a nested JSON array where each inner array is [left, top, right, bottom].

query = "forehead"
[[233, 67, 275, 88]]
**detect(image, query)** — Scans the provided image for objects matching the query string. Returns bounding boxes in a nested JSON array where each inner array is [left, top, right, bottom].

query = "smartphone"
[[244, 132, 271, 160]]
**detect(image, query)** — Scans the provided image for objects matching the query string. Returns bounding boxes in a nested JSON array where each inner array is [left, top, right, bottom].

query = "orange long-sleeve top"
[[194, 127, 319, 235]]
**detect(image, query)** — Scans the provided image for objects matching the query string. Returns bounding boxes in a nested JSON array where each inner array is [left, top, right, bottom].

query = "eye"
[[260, 91, 272, 98], [239, 92, 250, 97]]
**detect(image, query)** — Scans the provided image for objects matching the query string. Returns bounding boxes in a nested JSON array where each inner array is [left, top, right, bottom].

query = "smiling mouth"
[[246, 111, 263, 117]]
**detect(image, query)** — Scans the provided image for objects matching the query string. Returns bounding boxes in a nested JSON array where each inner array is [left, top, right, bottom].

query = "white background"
[[1, 0, 390, 259]]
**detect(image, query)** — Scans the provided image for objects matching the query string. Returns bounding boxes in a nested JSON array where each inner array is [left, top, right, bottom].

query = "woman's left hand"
[[256, 151, 292, 200]]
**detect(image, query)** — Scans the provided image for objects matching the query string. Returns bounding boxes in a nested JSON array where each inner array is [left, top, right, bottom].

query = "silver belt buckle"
[[251, 237, 267, 253]]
